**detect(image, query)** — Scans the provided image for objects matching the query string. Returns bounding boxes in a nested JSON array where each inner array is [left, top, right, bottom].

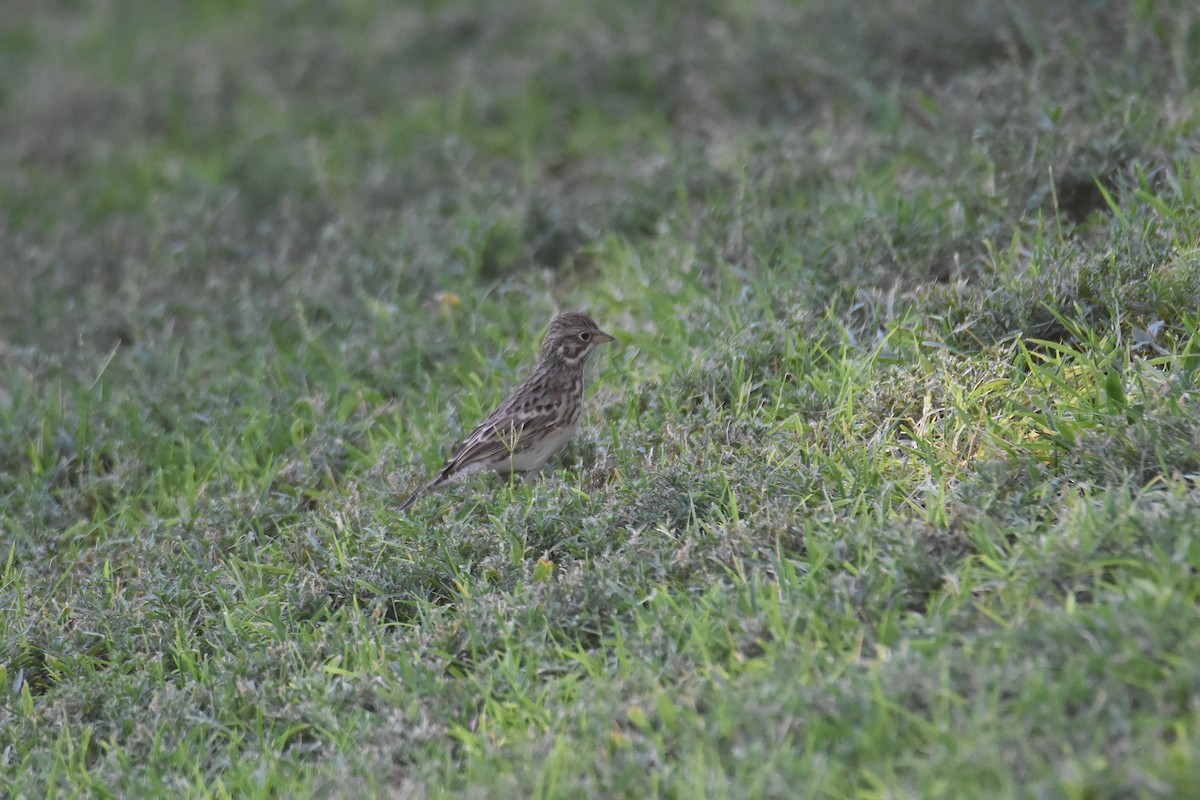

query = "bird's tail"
[[396, 486, 426, 513], [396, 474, 449, 513]]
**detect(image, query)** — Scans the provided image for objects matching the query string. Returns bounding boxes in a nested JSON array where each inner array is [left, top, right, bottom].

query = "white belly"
[[505, 418, 580, 475]]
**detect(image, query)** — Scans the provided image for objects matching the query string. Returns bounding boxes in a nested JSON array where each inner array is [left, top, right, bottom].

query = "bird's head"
[[539, 312, 615, 366]]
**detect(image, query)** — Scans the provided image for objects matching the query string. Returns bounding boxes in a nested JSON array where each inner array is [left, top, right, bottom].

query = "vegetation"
[[2, 0, 1199, 796]]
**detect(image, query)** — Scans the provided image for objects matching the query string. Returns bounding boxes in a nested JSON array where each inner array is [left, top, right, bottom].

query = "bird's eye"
[[579, 332, 591, 342]]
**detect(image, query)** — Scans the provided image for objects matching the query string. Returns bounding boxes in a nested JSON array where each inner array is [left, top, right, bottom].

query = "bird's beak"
[[594, 330, 615, 344]]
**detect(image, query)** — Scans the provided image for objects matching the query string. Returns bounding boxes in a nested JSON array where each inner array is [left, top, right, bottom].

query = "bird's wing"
[[439, 419, 525, 476], [437, 404, 567, 479]]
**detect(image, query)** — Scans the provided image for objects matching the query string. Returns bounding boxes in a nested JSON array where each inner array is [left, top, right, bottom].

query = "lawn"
[[2, 0, 1200, 797]]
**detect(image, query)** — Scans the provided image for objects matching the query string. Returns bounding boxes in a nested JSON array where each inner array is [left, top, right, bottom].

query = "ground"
[[2, 0, 1200, 797]]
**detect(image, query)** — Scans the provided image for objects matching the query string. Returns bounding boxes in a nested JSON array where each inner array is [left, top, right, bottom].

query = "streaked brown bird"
[[397, 311, 614, 512]]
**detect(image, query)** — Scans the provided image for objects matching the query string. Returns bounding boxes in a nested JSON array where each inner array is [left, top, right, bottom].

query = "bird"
[[397, 311, 615, 512]]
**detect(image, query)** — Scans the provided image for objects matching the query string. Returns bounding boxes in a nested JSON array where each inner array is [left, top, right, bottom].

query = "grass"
[[2, 0, 1200, 797]]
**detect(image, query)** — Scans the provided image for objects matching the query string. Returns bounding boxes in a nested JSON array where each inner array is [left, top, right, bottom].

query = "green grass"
[[3, 0, 1200, 797]]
